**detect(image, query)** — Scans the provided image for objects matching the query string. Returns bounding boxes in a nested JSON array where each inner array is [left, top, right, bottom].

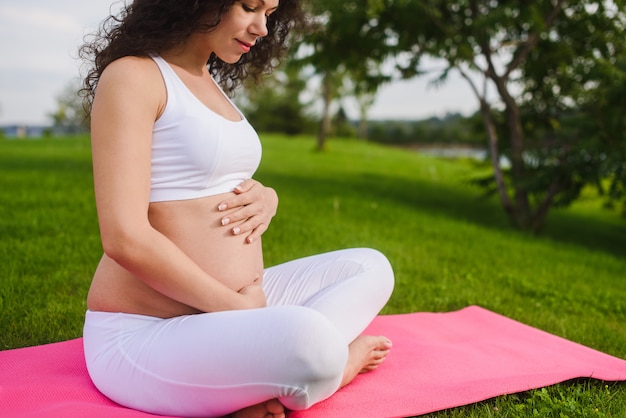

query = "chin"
[[218, 54, 245, 64]]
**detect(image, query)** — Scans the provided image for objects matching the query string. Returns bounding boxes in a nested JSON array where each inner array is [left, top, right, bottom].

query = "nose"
[[249, 14, 269, 38]]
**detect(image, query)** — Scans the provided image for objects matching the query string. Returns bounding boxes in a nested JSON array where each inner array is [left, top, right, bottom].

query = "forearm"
[[103, 225, 253, 313]]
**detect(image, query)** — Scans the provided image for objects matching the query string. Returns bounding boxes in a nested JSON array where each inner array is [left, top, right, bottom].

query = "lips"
[[236, 39, 253, 53]]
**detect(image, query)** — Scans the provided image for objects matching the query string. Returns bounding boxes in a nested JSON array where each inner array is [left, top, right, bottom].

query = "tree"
[[49, 80, 89, 134], [333, 105, 357, 138], [379, 0, 626, 231], [239, 66, 314, 135], [575, 52, 626, 216], [292, 0, 392, 150]]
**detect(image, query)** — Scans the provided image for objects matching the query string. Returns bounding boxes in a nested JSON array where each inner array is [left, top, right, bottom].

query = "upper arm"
[[90, 56, 165, 252]]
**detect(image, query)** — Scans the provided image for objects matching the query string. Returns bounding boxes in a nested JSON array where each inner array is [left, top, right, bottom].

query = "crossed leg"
[[84, 249, 394, 418], [232, 248, 395, 418], [232, 335, 392, 418]]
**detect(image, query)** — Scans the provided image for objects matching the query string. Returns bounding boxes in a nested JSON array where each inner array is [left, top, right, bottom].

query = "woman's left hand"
[[217, 179, 278, 244]]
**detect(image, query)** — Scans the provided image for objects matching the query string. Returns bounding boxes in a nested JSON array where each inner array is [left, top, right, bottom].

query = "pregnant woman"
[[80, 0, 394, 417]]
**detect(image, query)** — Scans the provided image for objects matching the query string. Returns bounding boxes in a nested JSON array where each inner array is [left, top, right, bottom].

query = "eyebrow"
[[259, 0, 279, 12]]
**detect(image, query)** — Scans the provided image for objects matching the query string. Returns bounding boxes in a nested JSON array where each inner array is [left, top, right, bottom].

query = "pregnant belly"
[[87, 193, 265, 317], [148, 194, 265, 291]]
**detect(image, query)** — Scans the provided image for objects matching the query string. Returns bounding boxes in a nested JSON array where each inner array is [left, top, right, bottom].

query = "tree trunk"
[[490, 74, 534, 230], [357, 112, 368, 141], [317, 74, 333, 151], [356, 92, 375, 141], [503, 103, 533, 229], [479, 100, 513, 216]]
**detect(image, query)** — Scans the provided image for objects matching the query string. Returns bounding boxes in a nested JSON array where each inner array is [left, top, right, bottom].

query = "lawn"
[[1, 135, 624, 416]]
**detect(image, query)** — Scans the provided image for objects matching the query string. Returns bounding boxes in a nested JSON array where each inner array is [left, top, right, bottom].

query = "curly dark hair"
[[79, 0, 305, 113]]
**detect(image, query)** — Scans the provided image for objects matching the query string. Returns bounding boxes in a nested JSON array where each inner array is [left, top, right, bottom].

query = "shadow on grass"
[[259, 169, 626, 259]]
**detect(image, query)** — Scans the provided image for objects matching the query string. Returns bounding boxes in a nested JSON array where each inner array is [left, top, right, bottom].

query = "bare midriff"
[[86, 192, 264, 318]]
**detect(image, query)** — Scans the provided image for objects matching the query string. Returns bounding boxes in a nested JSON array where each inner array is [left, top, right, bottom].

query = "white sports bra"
[[149, 55, 262, 202]]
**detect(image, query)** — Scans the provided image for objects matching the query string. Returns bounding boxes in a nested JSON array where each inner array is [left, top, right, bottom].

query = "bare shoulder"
[[101, 55, 160, 80], [102, 56, 162, 87], [96, 56, 165, 116]]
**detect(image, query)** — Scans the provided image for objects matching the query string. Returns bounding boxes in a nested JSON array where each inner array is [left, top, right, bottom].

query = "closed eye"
[[241, 3, 256, 13]]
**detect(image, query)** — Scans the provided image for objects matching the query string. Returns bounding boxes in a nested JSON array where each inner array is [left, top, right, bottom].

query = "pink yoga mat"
[[1, 306, 625, 418], [292, 306, 626, 417]]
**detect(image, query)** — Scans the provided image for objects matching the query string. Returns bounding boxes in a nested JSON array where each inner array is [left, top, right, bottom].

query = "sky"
[[0, 0, 479, 126]]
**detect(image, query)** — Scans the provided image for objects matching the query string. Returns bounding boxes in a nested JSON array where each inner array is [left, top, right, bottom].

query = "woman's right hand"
[[238, 279, 267, 309]]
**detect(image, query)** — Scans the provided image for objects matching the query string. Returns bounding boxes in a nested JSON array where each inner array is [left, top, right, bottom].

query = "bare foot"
[[230, 399, 285, 418], [341, 335, 392, 388]]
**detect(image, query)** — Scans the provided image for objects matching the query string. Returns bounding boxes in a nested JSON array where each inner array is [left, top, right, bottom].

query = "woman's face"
[[204, 0, 279, 63]]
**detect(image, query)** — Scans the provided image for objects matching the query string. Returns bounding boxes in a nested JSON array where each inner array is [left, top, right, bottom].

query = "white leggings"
[[83, 248, 394, 417]]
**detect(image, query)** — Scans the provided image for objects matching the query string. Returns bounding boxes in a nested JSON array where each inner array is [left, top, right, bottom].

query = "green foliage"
[[332, 106, 356, 138], [578, 54, 626, 216], [385, 0, 626, 232], [239, 67, 316, 135], [49, 80, 89, 134], [291, 0, 394, 148], [367, 113, 484, 146], [292, 0, 626, 231], [1, 136, 624, 415]]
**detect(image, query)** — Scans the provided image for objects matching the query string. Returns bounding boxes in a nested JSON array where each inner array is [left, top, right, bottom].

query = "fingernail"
[[247, 236, 254, 243], [218, 203, 227, 211], [232, 227, 240, 235], [221, 218, 230, 226]]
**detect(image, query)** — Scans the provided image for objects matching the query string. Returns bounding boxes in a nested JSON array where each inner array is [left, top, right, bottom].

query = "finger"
[[217, 183, 263, 212], [243, 223, 268, 244], [232, 221, 267, 241], [217, 193, 255, 213], [233, 179, 258, 194], [231, 217, 265, 236], [222, 204, 260, 226]]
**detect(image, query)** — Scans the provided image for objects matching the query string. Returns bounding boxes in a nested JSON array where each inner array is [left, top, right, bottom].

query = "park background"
[[2, 1, 626, 417]]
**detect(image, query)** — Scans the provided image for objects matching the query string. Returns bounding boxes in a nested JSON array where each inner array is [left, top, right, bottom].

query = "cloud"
[[0, 0, 478, 126], [0, 5, 82, 33], [0, 5, 85, 73], [0, 4, 92, 123], [0, 68, 64, 125], [369, 77, 479, 120]]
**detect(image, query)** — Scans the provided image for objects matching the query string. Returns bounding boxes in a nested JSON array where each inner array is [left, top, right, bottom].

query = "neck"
[[160, 43, 212, 77]]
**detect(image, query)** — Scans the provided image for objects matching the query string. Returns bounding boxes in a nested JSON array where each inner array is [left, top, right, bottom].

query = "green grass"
[[1, 135, 625, 417]]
